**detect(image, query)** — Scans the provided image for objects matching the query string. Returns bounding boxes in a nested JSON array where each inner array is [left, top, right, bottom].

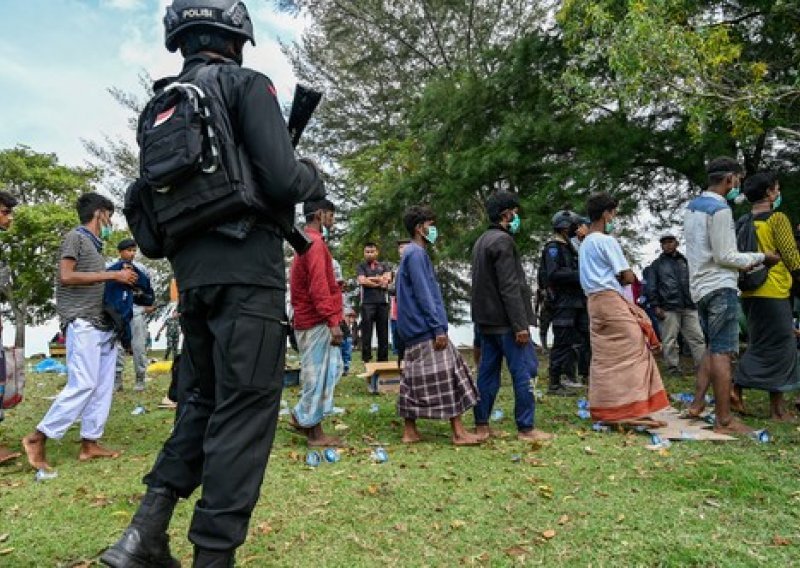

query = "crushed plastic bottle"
[[577, 409, 591, 420], [703, 413, 716, 425], [305, 451, 322, 467], [323, 448, 340, 463], [577, 398, 590, 410], [330, 407, 346, 416], [533, 389, 545, 402], [591, 422, 609, 433], [35, 468, 58, 482], [131, 405, 147, 416], [491, 409, 504, 422], [370, 447, 389, 463], [749, 429, 770, 444], [368, 403, 380, 414], [671, 393, 694, 404]]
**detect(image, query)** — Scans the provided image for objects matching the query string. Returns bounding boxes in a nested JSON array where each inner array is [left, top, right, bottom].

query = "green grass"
[[1, 352, 799, 567]]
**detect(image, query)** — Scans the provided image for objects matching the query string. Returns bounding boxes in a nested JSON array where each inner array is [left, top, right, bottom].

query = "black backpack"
[[126, 61, 270, 258], [735, 211, 772, 291]]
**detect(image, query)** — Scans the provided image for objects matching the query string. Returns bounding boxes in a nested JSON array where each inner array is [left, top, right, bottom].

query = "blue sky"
[[0, 0, 306, 166], [0, 1, 308, 354]]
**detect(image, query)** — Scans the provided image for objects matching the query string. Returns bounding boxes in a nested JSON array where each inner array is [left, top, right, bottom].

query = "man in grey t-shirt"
[[22, 193, 137, 471]]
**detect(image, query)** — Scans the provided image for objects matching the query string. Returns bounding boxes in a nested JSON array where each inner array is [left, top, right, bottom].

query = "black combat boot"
[[100, 486, 180, 567], [193, 548, 235, 567]]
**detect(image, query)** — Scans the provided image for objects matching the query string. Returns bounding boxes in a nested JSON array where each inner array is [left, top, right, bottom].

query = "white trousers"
[[38, 319, 117, 440]]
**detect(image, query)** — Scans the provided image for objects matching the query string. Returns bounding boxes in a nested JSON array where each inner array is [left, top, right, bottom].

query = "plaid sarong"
[[397, 338, 478, 420]]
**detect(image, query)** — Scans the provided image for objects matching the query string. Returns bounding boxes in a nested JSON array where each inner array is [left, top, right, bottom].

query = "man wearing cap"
[[540, 209, 589, 395], [644, 234, 706, 375], [683, 156, 780, 434], [289, 199, 344, 447], [112, 238, 155, 392]]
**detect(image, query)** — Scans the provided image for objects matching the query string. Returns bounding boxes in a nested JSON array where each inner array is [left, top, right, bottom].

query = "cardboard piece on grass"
[[358, 362, 403, 394], [646, 406, 736, 441]]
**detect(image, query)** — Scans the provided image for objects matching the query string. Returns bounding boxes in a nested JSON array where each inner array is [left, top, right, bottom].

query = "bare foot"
[[22, 433, 51, 470], [402, 432, 422, 444], [730, 395, 747, 415], [713, 417, 753, 435], [770, 410, 797, 423], [307, 434, 343, 447], [474, 424, 493, 441], [288, 413, 309, 434], [683, 403, 705, 419], [78, 440, 120, 461], [517, 429, 554, 442], [0, 446, 21, 464], [452, 432, 483, 446]]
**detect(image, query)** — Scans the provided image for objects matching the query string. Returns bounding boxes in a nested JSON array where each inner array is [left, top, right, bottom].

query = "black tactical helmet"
[[164, 0, 256, 53], [551, 210, 578, 231]]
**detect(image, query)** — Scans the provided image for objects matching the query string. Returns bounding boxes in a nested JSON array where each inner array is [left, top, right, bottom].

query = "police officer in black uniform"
[[541, 210, 590, 396], [102, 2, 324, 567]]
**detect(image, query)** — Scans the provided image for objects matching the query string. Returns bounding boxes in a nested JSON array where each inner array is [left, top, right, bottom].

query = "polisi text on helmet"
[[182, 8, 215, 19]]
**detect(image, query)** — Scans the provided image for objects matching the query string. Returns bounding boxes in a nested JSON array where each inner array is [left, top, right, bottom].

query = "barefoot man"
[[289, 199, 344, 447], [471, 191, 553, 442], [395, 206, 482, 446], [683, 157, 780, 434], [23, 193, 137, 469]]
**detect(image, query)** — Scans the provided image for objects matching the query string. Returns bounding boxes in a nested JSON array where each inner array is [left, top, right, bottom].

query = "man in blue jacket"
[[395, 206, 481, 445]]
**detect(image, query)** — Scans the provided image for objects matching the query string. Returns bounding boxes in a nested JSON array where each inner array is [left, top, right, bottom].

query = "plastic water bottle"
[[371, 447, 389, 463], [749, 429, 770, 443], [577, 398, 590, 410], [491, 409, 504, 421], [703, 413, 716, 425], [323, 448, 340, 463], [369, 403, 380, 414], [35, 468, 58, 482], [131, 405, 146, 416], [305, 451, 322, 467], [577, 409, 591, 420]]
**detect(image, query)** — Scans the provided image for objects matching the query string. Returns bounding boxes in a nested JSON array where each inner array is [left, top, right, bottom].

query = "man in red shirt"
[[289, 199, 344, 446]]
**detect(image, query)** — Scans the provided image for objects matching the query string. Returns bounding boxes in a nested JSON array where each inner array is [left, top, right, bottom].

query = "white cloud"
[[101, 0, 146, 9]]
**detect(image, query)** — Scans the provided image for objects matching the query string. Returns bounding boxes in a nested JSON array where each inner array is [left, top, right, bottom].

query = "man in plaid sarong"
[[395, 206, 482, 445]]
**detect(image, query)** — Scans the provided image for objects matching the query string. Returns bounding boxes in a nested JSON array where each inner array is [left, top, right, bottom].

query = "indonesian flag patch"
[[153, 106, 176, 127]]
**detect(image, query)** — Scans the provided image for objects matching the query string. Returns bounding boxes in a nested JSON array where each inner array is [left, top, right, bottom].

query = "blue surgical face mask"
[[772, 193, 782, 210], [322, 226, 329, 240], [508, 213, 521, 234], [100, 224, 112, 240], [424, 225, 438, 245], [605, 221, 616, 234], [726, 187, 741, 201]]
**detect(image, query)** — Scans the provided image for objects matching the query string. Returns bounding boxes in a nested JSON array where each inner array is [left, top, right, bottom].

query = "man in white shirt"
[[683, 156, 780, 434]]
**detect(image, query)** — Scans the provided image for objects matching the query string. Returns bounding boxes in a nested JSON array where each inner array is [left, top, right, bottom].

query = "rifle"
[[283, 84, 323, 254]]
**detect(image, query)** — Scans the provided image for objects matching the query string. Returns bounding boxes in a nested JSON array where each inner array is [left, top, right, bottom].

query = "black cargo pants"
[[144, 284, 286, 552]]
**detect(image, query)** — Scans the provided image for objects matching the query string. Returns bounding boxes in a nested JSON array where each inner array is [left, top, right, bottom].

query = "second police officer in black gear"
[[101, 2, 325, 567], [540, 210, 590, 396]]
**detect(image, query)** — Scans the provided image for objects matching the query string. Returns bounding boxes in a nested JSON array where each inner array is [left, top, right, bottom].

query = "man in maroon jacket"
[[289, 199, 344, 446]]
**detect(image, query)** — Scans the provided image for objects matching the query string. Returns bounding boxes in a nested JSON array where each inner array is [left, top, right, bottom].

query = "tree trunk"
[[11, 301, 26, 350]]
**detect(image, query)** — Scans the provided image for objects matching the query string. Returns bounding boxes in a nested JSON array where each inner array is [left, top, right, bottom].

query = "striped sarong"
[[293, 324, 343, 427], [587, 291, 669, 422], [397, 339, 478, 420]]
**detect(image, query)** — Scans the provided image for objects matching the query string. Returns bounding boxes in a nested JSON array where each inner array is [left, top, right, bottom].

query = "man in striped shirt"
[[22, 193, 137, 470]]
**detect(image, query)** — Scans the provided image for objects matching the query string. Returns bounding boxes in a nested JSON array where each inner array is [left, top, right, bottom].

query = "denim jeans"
[[473, 331, 537, 431]]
